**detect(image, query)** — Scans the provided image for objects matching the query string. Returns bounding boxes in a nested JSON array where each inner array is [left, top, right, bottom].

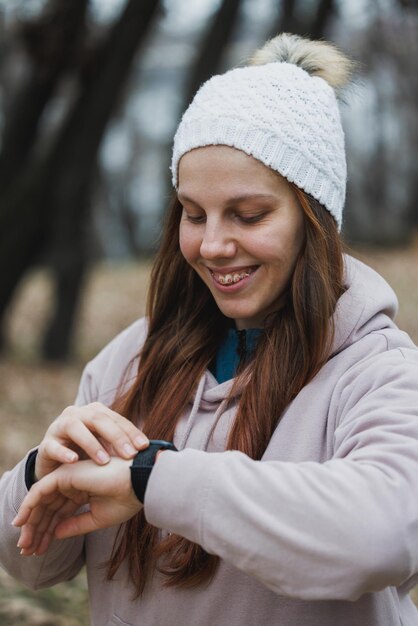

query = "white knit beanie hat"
[[171, 33, 354, 230]]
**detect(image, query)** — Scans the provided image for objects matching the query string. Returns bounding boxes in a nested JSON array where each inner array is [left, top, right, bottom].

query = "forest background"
[[0, 0, 417, 623]]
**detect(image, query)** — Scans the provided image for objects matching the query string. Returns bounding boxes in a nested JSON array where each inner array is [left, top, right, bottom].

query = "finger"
[[62, 420, 112, 465], [17, 524, 36, 551], [17, 492, 67, 552], [55, 511, 98, 539], [99, 405, 149, 449], [33, 530, 55, 556], [18, 522, 50, 555], [24, 497, 65, 552], [14, 490, 54, 528], [50, 404, 148, 461], [68, 410, 144, 460], [40, 439, 79, 465], [13, 501, 37, 527], [14, 469, 65, 526], [32, 483, 85, 527], [31, 498, 82, 554], [18, 491, 85, 554], [20, 547, 38, 557], [27, 494, 67, 538], [19, 528, 54, 557], [98, 438, 116, 457]]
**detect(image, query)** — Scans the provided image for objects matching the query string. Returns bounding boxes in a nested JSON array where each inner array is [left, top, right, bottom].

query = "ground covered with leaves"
[[0, 244, 417, 624]]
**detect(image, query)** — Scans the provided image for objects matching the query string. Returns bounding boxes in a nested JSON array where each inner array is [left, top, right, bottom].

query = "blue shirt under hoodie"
[[212, 328, 263, 383]]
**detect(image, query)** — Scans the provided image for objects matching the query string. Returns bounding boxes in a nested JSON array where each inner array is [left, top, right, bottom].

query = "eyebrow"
[[177, 193, 277, 206]]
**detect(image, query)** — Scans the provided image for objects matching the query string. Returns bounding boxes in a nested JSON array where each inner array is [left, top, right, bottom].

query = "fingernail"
[[97, 450, 110, 464], [135, 436, 149, 448], [16, 541, 21, 548], [123, 443, 136, 456], [11, 517, 17, 526], [66, 451, 77, 462]]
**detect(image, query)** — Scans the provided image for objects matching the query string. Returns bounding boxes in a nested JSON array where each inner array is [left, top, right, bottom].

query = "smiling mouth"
[[209, 266, 259, 285]]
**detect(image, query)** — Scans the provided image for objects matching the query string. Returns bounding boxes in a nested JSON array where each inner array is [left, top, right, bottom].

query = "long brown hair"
[[107, 186, 345, 596]]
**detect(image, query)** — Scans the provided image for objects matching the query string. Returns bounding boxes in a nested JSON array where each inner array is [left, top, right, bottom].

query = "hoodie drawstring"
[[201, 397, 230, 451], [178, 373, 206, 450]]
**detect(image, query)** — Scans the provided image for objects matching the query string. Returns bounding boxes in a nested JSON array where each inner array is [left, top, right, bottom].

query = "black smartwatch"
[[130, 439, 177, 504], [24, 449, 39, 490]]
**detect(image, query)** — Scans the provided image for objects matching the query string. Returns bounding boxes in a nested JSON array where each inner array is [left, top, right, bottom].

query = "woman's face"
[[178, 146, 305, 329]]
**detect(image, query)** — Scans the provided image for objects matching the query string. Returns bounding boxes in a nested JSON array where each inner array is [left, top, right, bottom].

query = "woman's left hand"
[[12, 457, 141, 556]]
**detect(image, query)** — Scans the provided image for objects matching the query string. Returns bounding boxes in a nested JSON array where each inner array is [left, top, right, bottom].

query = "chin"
[[220, 308, 260, 326]]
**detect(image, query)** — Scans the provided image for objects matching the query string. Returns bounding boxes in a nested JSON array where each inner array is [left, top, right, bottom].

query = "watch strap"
[[130, 440, 177, 503], [25, 449, 38, 491]]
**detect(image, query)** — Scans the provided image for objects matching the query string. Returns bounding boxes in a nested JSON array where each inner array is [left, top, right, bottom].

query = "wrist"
[[130, 440, 177, 504]]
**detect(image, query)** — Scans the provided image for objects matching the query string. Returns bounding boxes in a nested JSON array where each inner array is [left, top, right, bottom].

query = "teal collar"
[[211, 328, 263, 384]]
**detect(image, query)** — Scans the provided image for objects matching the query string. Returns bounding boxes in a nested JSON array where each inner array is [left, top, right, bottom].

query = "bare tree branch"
[[184, 0, 243, 106]]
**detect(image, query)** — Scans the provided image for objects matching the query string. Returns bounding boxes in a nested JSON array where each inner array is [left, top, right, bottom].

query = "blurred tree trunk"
[[43, 0, 161, 359], [276, 0, 299, 34], [0, 0, 89, 353], [344, 6, 418, 244], [311, 0, 336, 38], [165, 0, 243, 197], [0, 0, 88, 193], [269, 0, 336, 38], [0, 0, 161, 359], [184, 0, 243, 106]]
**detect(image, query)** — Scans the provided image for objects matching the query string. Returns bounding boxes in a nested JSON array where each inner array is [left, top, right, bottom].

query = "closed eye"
[[184, 214, 206, 224], [237, 212, 267, 224]]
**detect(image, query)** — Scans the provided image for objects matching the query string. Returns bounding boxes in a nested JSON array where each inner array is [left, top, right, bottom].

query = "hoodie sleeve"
[[0, 318, 148, 589], [0, 317, 151, 591], [0, 455, 86, 590], [144, 348, 418, 601], [0, 361, 100, 589]]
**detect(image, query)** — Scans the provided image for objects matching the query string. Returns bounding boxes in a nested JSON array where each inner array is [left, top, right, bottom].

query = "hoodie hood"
[[177, 254, 407, 453], [331, 254, 398, 356], [194, 254, 400, 407]]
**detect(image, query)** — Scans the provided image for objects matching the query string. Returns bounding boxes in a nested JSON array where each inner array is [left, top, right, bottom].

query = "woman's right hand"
[[34, 402, 149, 481]]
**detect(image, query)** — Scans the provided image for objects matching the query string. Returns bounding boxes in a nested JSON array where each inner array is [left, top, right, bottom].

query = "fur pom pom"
[[249, 33, 355, 91]]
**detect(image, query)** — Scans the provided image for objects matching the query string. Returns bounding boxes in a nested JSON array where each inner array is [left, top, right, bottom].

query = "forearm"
[[144, 448, 418, 601]]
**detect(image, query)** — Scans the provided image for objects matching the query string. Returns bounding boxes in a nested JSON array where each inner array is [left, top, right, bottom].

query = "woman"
[[2, 33, 418, 626]]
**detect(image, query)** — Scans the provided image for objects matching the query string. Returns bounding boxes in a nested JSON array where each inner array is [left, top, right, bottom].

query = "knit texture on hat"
[[171, 62, 346, 229]]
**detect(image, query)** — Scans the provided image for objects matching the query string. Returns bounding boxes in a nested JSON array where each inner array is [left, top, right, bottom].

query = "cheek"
[[266, 218, 305, 264], [179, 224, 199, 264], [245, 232, 281, 264]]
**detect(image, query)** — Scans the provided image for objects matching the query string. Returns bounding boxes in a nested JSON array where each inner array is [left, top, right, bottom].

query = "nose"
[[199, 219, 236, 260]]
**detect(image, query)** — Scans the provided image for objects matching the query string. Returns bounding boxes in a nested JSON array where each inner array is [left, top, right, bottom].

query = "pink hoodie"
[[1, 255, 418, 626]]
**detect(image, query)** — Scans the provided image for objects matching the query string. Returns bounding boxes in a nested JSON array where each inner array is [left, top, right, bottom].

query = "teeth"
[[215, 269, 253, 285]]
